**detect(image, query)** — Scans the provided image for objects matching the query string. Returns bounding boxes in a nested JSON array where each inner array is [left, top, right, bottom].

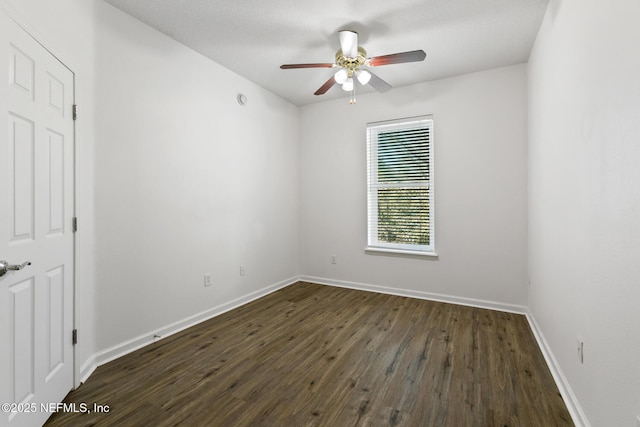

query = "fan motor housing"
[[335, 47, 368, 71]]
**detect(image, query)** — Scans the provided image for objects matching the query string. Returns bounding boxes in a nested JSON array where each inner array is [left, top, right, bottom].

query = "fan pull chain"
[[349, 87, 356, 104]]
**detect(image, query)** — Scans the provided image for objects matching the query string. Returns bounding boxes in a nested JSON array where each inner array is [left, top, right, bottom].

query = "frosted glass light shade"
[[334, 69, 348, 84], [342, 77, 354, 91], [357, 70, 371, 85]]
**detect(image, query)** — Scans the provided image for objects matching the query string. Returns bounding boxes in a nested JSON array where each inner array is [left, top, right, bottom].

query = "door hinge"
[[72, 217, 78, 233], [72, 104, 78, 121], [72, 329, 78, 345]]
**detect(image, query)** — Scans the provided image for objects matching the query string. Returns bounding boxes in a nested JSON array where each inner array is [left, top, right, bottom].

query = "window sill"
[[364, 246, 439, 259]]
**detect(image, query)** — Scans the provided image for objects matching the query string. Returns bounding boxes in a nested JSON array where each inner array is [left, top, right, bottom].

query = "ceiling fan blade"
[[369, 50, 426, 67], [367, 71, 392, 93], [280, 63, 334, 69], [314, 76, 337, 95], [339, 30, 358, 58]]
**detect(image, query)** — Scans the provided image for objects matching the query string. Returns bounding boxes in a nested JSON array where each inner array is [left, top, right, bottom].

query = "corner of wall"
[[525, 310, 590, 427]]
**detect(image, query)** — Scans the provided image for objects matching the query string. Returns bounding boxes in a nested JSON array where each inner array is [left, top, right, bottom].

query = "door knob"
[[0, 260, 31, 277]]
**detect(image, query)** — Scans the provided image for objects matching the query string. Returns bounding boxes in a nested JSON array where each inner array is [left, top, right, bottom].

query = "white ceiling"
[[103, 0, 549, 106]]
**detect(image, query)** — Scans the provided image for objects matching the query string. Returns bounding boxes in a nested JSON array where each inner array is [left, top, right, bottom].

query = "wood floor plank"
[[45, 282, 573, 426]]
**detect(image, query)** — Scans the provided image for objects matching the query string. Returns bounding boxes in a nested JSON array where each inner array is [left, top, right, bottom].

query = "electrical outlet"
[[331, 255, 337, 264], [204, 273, 212, 287], [576, 338, 584, 364], [239, 265, 246, 276]]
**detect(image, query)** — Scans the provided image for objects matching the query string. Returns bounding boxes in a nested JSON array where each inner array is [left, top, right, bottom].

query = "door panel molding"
[[1, 7, 77, 426]]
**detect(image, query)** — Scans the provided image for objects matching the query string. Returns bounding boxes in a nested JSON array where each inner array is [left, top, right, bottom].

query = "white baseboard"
[[526, 312, 591, 427], [89, 276, 298, 370], [79, 356, 97, 385], [300, 275, 528, 314]]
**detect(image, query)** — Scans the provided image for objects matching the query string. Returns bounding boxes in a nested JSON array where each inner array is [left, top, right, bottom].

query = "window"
[[366, 116, 435, 255]]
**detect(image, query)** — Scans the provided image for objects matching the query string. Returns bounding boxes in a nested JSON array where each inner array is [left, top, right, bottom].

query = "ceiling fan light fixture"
[[342, 77, 354, 91], [280, 30, 427, 102], [357, 70, 371, 85], [334, 69, 348, 84]]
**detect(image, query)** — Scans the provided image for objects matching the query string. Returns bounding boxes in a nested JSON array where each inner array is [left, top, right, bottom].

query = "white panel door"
[[0, 10, 75, 427]]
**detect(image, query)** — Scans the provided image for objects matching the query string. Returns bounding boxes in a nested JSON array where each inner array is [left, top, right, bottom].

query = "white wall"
[[299, 64, 528, 308], [92, 3, 299, 353], [528, 0, 640, 425], [3, 0, 300, 379]]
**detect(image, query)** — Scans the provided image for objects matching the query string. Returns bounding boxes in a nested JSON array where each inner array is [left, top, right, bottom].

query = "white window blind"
[[366, 116, 434, 255]]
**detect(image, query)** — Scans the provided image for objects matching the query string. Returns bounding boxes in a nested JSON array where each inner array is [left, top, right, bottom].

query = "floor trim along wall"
[[79, 357, 97, 385], [299, 275, 528, 315], [526, 312, 590, 427], [79, 276, 299, 383]]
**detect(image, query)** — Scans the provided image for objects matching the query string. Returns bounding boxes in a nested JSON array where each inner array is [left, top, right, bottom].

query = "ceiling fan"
[[280, 30, 426, 104]]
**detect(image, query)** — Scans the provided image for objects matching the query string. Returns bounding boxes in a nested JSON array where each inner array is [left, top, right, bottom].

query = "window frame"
[[365, 115, 436, 257]]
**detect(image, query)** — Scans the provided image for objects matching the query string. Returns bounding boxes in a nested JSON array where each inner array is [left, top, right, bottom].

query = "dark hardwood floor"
[[45, 282, 573, 426]]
